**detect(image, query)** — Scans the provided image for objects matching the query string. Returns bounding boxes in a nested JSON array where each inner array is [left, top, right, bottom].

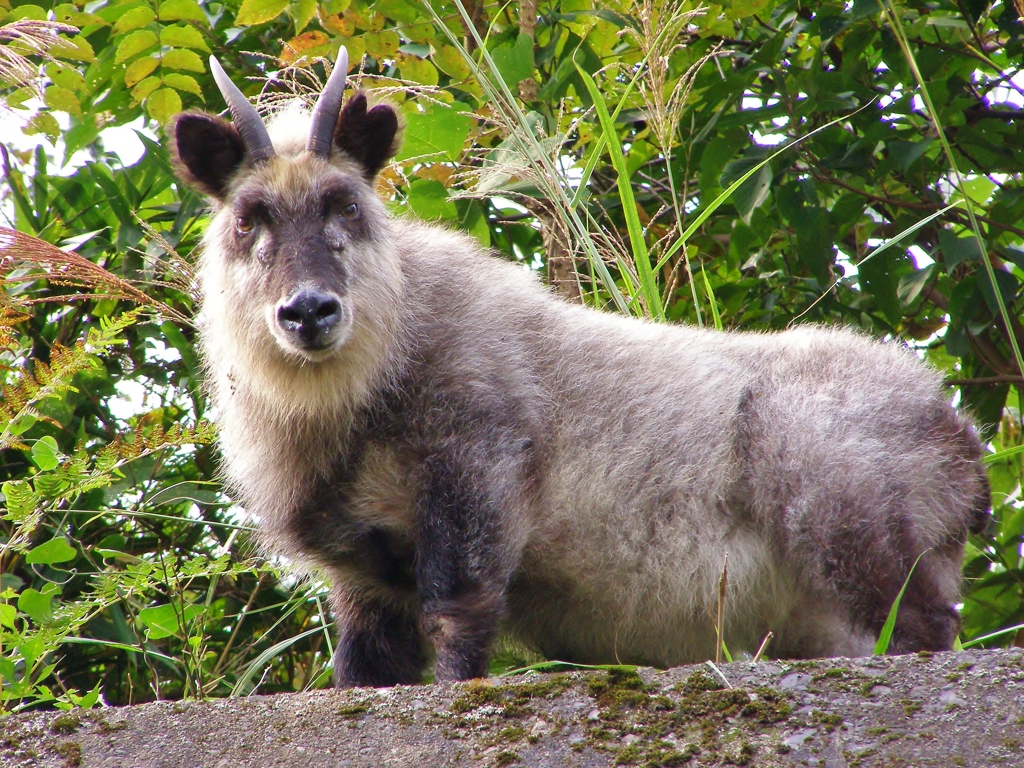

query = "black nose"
[[277, 290, 342, 348]]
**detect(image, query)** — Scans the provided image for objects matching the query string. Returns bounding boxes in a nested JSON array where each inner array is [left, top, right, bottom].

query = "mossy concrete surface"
[[3, 648, 1023, 767]]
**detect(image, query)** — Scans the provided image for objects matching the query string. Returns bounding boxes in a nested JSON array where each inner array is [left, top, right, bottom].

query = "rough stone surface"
[[3, 649, 1024, 767]]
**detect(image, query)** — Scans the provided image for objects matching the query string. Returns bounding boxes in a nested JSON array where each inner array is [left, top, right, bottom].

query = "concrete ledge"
[[3, 648, 1023, 767]]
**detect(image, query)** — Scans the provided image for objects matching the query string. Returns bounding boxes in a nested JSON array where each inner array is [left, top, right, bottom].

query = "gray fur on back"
[[170, 94, 989, 686]]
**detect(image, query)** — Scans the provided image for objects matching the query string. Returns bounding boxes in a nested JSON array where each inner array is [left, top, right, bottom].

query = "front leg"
[[331, 580, 425, 688], [415, 451, 522, 682]]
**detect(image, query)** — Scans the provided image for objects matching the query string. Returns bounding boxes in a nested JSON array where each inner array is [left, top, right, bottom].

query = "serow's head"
[[168, 51, 401, 362]]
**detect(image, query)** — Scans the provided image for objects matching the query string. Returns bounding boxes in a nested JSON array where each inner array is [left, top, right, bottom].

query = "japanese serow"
[[168, 53, 990, 687]]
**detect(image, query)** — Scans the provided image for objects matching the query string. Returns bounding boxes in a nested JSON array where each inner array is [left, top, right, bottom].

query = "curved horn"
[[209, 56, 276, 164], [306, 48, 349, 159]]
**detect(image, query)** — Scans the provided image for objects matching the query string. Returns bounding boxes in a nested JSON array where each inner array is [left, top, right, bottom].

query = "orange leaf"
[[279, 31, 331, 65]]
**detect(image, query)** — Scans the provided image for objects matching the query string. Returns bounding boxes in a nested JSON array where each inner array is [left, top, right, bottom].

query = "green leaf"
[[1, 480, 38, 519], [30, 436, 60, 471], [576, 62, 662, 319], [46, 62, 85, 92], [158, 0, 207, 23], [146, 88, 183, 125], [25, 537, 77, 565], [720, 155, 773, 224], [112, 6, 156, 34], [44, 86, 81, 118], [406, 179, 457, 220], [235, 0, 289, 26], [794, 207, 835, 286], [377, 0, 421, 24], [160, 24, 211, 52], [490, 33, 533, 86], [396, 103, 473, 163], [874, 551, 927, 655], [17, 589, 54, 623], [888, 138, 932, 173], [9, 5, 46, 21], [938, 229, 984, 270], [138, 604, 180, 639], [290, 0, 317, 32], [162, 48, 205, 72], [0, 603, 15, 629], [139, 603, 200, 639], [115, 30, 159, 65], [858, 248, 904, 326]]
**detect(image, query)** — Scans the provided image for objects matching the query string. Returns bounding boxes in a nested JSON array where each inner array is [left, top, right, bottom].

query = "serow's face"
[[222, 165, 378, 361], [167, 53, 401, 363]]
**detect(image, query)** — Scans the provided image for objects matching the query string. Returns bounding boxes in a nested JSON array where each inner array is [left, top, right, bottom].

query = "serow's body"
[[169, 56, 990, 687]]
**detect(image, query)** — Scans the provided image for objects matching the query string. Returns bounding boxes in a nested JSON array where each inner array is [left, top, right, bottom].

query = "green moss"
[[673, 669, 724, 694], [581, 668, 791, 768], [815, 667, 849, 680], [899, 699, 922, 717], [336, 702, 370, 719], [741, 688, 792, 724], [449, 675, 572, 719], [50, 713, 82, 734], [94, 717, 128, 733], [51, 741, 82, 767], [492, 749, 520, 766], [614, 744, 642, 765], [497, 726, 526, 742], [811, 710, 843, 732]]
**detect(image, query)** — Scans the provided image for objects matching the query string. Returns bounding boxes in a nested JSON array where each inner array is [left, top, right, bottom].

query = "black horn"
[[307, 48, 349, 159], [209, 56, 276, 164]]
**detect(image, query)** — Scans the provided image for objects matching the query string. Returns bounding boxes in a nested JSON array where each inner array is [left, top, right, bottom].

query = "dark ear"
[[333, 93, 401, 179], [168, 112, 247, 200]]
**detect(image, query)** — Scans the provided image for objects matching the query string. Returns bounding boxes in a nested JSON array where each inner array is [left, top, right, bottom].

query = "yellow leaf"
[[115, 30, 158, 65], [163, 73, 203, 97], [56, 35, 96, 63], [162, 48, 205, 72], [398, 53, 438, 86], [113, 6, 156, 34], [160, 24, 211, 52], [399, 22, 435, 43], [235, 0, 289, 26], [132, 76, 162, 103], [159, 0, 207, 23], [147, 87, 183, 125], [125, 56, 159, 87], [363, 29, 399, 59], [433, 44, 471, 81]]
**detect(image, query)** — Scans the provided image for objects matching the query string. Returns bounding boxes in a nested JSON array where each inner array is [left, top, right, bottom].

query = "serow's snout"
[[276, 290, 343, 350]]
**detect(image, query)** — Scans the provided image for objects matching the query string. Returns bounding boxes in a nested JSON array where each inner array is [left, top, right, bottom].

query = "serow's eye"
[[340, 203, 359, 219], [236, 217, 255, 235]]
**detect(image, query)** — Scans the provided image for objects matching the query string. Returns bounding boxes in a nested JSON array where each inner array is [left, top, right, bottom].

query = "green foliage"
[[2, 0, 1024, 711]]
